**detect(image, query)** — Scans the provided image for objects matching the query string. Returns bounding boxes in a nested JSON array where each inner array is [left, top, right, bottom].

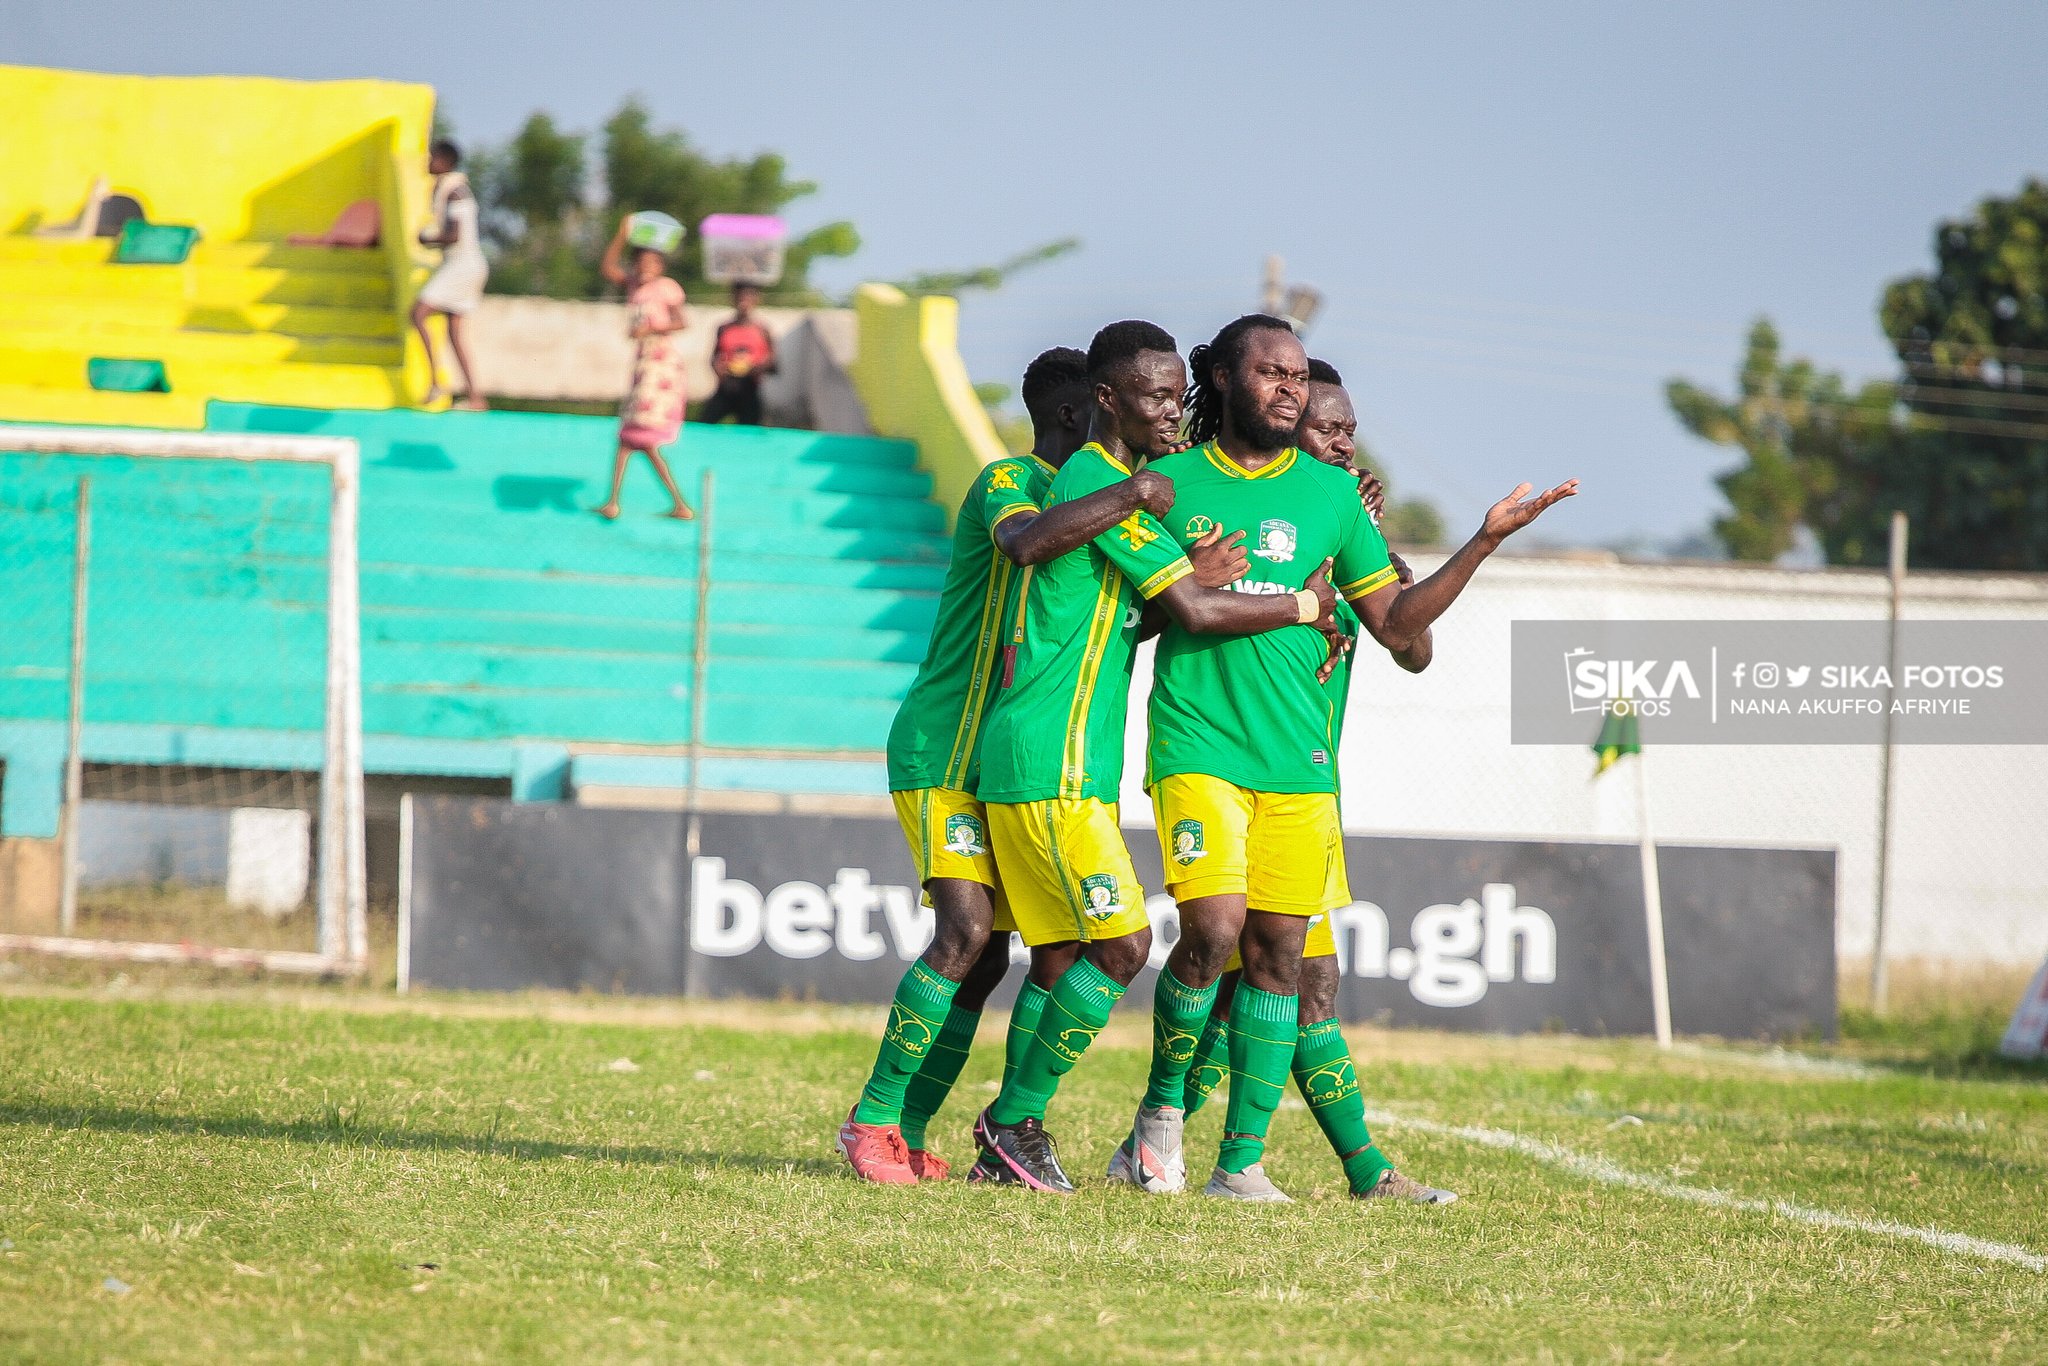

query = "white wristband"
[[1294, 589, 1321, 624]]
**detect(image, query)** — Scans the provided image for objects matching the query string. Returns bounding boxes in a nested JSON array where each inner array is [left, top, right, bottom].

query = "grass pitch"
[[0, 980, 2043, 1363]]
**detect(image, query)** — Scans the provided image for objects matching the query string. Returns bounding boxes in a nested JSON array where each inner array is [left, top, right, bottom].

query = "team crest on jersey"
[[1115, 514, 1159, 551], [942, 812, 987, 856], [1170, 819, 1208, 866], [1080, 873, 1123, 920], [1184, 514, 1218, 538], [987, 463, 1021, 491], [1255, 518, 1298, 562]]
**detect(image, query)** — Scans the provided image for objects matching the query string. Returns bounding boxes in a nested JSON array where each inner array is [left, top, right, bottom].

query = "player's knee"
[[953, 935, 1013, 1011], [920, 880, 996, 980], [1088, 926, 1154, 985], [1028, 940, 1081, 988], [1297, 956, 1340, 1023]]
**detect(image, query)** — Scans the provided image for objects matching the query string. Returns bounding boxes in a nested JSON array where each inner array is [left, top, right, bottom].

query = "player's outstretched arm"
[[1154, 557, 1338, 638], [995, 471, 1175, 567], [1385, 551, 1431, 673], [1355, 480, 1578, 652]]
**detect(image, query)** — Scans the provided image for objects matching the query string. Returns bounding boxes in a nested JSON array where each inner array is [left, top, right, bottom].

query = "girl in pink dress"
[[595, 217, 694, 519]]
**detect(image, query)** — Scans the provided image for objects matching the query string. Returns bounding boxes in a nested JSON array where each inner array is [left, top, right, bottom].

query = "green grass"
[[0, 984, 2043, 1364]]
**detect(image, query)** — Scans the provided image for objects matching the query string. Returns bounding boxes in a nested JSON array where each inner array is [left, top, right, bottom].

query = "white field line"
[[1366, 1109, 2046, 1273]]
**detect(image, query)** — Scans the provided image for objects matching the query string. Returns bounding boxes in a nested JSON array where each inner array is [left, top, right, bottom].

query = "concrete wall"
[[1120, 555, 2048, 968], [463, 298, 871, 435]]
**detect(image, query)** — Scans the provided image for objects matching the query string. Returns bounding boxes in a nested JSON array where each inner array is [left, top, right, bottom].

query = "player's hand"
[[1313, 621, 1350, 682], [1389, 550, 1416, 586], [1355, 466, 1386, 519], [1129, 470, 1176, 518], [1188, 527, 1248, 588], [1304, 558, 1337, 629], [1481, 480, 1579, 547]]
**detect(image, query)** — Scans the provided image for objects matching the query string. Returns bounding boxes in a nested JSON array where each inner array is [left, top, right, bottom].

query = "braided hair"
[[1183, 313, 1297, 444]]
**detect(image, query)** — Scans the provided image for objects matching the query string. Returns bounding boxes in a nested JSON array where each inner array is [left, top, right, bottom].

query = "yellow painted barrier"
[[0, 64, 434, 421], [848, 283, 1008, 529]]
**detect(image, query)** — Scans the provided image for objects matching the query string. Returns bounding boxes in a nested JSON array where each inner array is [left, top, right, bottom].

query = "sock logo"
[[1156, 1025, 1199, 1063], [1299, 1059, 1358, 1106], [941, 813, 987, 856], [1051, 1025, 1101, 1062], [884, 1005, 936, 1058], [1080, 873, 1124, 920], [1170, 820, 1208, 866]]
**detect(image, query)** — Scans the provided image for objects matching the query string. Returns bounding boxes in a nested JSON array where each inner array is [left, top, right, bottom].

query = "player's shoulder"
[[976, 456, 1044, 497], [1145, 447, 1208, 479]]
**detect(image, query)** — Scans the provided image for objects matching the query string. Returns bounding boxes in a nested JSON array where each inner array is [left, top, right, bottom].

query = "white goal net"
[[0, 425, 366, 973]]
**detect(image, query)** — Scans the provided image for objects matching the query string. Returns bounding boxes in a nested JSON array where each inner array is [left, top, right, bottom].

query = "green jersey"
[[976, 443, 1194, 804], [886, 454, 1055, 792], [1145, 442, 1396, 794]]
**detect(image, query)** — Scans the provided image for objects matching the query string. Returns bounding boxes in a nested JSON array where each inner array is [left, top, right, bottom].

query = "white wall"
[[1120, 556, 2048, 967]]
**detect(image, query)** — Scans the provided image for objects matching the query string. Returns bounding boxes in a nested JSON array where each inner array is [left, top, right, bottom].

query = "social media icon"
[[1785, 665, 1811, 686], [1752, 662, 1781, 688]]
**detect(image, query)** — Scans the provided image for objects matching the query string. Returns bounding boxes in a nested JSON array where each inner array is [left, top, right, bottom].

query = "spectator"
[[412, 139, 488, 409], [594, 216, 694, 520], [698, 284, 777, 425]]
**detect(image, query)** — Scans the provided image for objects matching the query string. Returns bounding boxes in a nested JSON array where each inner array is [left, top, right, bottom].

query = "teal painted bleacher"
[[0, 405, 948, 835]]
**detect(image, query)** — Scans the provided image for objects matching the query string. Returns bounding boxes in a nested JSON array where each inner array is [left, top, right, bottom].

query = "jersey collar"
[[1024, 452, 1059, 479], [1082, 441, 1133, 476], [1201, 441, 1297, 480]]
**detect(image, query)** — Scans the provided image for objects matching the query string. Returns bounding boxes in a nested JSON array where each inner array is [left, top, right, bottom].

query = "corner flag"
[[1592, 707, 1641, 775]]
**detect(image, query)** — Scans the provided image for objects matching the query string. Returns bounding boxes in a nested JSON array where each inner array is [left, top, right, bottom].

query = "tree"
[[1875, 178, 2048, 571], [1670, 181, 2048, 570], [1665, 320, 1895, 562], [471, 113, 591, 298]]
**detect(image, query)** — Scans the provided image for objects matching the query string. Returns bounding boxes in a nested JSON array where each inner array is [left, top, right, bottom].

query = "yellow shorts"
[[984, 798, 1153, 948], [1151, 773, 1348, 918], [891, 787, 1015, 932]]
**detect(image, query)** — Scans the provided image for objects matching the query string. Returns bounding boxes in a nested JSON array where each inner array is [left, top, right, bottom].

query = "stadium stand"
[[0, 405, 948, 840]]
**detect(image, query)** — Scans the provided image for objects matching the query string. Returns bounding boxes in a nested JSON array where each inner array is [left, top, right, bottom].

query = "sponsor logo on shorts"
[[1255, 518, 1297, 562], [1080, 873, 1124, 920], [941, 812, 987, 856], [1170, 819, 1208, 866]]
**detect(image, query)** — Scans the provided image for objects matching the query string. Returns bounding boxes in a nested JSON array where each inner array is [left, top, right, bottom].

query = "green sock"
[[1182, 1014, 1230, 1117], [989, 958, 1126, 1126], [1291, 1015, 1391, 1193], [1004, 981, 1052, 1089], [898, 1004, 981, 1149], [1218, 985, 1299, 1174], [852, 961, 959, 1126], [1142, 967, 1218, 1110]]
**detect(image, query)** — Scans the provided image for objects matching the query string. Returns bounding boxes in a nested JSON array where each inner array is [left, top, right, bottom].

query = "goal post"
[[0, 424, 367, 975]]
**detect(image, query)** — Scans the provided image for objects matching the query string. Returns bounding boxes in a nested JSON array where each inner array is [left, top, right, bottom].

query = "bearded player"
[[967, 320, 1343, 1193], [1174, 356, 1452, 1204], [1118, 316, 1576, 1201]]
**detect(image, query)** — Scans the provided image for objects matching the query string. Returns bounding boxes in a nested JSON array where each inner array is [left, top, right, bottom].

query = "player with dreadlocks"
[[1174, 356, 1452, 1204], [1114, 316, 1576, 1201], [967, 320, 1343, 1193], [842, 346, 1210, 1185]]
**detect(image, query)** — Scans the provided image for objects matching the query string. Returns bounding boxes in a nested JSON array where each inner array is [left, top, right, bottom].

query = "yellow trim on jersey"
[[990, 501, 1037, 528], [1137, 557, 1194, 599], [1338, 564, 1400, 600], [1025, 453, 1059, 479], [942, 549, 1014, 787], [1083, 441, 1133, 477], [1202, 442, 1298, 481], [1060, 563, 1124, 799]]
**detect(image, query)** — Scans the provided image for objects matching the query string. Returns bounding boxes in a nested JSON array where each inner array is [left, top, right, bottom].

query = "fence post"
[[685, 469, 715, 861], [58, 477, 91, 936], [1870, 510, 1907, 1016]]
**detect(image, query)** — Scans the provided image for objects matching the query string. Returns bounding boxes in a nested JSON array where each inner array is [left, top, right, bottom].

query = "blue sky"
[[11, 0, 2046, 546]]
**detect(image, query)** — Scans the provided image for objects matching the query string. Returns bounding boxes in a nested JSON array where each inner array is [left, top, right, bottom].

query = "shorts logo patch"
[[1184, 514, 1218, 538], [1170, 819, 1208, 866], [1080, 873, 1124, 920], [941, 812, 987, 856], [1255, 518, 1298, 562]]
